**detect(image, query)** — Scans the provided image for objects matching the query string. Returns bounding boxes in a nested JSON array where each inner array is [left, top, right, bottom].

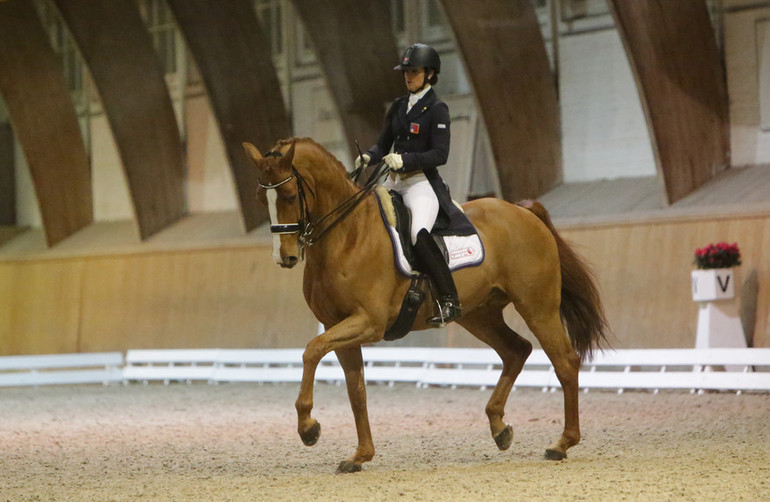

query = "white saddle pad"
[[386, 226, 485, 277]]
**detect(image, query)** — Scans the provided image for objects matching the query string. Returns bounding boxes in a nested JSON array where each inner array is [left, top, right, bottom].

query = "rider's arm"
[[366, 100, 399, 164]]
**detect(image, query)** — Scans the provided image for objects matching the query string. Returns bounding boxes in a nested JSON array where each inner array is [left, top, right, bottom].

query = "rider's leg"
[[402, 178, 439, 246], [402, 178, 461, 326], [413, 228, 461, 326]]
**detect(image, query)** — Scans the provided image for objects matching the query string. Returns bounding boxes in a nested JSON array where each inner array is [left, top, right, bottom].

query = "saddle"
[[386, 190, 446, 272], [375, 187, 484, 341], [375, 187, 484, 277]]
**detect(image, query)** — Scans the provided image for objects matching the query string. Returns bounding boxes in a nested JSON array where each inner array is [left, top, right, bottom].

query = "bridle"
[[259, 152, 312, 239], [258, 149, 390, 257]]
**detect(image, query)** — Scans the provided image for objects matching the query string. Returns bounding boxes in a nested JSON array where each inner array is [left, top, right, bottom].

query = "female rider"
[[356, 43, 462, 326]]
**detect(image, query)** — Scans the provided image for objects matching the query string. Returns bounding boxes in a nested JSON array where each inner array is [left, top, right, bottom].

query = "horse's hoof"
[[336, 460, 362, 474], [544, 448, 567, 461], [300, 421, 321, 446], [494, 425, 514, 451]]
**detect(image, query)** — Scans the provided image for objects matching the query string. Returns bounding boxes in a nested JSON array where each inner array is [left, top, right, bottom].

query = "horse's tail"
[[518, 200, 611, 361]]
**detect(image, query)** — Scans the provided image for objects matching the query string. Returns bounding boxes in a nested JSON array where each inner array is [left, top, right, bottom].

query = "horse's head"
[[243, 140, 307, 269]]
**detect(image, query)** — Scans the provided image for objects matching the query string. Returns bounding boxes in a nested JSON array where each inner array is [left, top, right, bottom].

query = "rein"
[[258, 150, 391, 250]]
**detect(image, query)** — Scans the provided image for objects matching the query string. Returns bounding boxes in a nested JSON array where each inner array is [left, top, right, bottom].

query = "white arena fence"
[[0, 352, 124, 387], [0, 347, 769, 394]]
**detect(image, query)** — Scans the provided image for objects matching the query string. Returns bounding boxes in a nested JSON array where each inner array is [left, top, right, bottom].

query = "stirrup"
[[427, 296, 462, 327]]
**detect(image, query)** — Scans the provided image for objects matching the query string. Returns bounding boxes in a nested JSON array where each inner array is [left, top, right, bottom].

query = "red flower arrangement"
[[693, 242, 742, 270]]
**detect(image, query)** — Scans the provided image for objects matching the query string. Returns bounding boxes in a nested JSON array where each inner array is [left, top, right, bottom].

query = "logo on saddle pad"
[[450, 247, 476, 261], [391, 233, 483, 277]]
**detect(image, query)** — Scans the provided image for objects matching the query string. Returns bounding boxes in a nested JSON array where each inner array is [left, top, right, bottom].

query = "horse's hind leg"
[[457, 305, 533, 451], [525, 312, 582, 460]]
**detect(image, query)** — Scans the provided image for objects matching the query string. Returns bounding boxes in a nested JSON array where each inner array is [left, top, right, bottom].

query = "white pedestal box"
[[694, 302, 746, 350], [692, 268, 746, 370], [691, 268, 735, 301]]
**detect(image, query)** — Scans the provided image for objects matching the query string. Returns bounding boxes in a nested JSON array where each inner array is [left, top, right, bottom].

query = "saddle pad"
[[386, 227, 484, 277], [376, 187, 485, 277]]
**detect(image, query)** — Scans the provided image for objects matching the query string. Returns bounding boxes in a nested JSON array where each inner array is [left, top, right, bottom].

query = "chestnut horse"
[[243, 137, 609, 473]]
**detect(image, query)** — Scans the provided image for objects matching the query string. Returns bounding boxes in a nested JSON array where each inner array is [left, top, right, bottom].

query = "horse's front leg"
[[334, 346, 374, 473], [294, 313, 380, 455]]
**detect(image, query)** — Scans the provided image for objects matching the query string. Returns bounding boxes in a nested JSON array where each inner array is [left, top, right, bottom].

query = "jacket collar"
[[404, 88, 437, 120]]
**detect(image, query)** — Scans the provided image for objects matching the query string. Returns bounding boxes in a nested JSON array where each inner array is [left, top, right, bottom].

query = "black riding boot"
[[414, 229, 462, 326]]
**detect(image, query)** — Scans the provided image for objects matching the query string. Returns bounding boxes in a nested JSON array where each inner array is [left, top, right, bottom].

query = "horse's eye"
[[286, 194, 297, 203]]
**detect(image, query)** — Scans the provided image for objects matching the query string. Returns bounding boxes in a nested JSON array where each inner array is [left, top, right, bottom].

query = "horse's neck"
[[313, 174, 358, 219], [293, 142, 381, 259], [306, 169, 377, 259]]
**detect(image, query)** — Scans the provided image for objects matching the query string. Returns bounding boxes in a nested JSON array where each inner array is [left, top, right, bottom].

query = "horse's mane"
[[274, 137, 349, 175]]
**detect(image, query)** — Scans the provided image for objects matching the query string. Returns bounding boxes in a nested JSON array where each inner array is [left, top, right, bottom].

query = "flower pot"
[[691, 268, 735, 302]]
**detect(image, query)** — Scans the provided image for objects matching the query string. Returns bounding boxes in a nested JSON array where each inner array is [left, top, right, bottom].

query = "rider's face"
[[404, 68, 426, 93]]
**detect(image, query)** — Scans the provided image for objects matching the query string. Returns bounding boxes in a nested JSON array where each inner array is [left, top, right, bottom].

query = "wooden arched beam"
[[608, 0, 729, 204], [0, 0, 92, 246], [440, 0, 561, 202], [291, 0, 403, 156], [168, 0, 291, 231], [53, 0, 186, 240], [0, 122, 12, 226]]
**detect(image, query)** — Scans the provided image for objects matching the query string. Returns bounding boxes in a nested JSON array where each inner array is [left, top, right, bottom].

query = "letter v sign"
[[717, 274, 731, 293]]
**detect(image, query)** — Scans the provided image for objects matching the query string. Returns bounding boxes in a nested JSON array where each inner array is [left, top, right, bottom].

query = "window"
[[758, 19, 770, 131], [390, 0, 450, 47], [138, 0, 177, 75], [560, 0, 611, 24], [391, 0, 405, 35], [55, 19, 83, 91], [36, 1, 83, 93], [423, 0, 447, 39], [254, 0, 284, 57], [294, 22, 317, 66]]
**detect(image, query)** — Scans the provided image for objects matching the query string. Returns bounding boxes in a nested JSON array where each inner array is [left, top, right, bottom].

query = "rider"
[[355, 43, 461, 326]]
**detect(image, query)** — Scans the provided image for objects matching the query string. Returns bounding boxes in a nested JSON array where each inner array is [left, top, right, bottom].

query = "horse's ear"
[[242, 142, 263, 163], [282, 141, 296, 168]]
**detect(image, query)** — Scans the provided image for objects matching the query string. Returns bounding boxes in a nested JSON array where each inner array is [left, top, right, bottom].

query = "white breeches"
[[382, 172, 439, 245]]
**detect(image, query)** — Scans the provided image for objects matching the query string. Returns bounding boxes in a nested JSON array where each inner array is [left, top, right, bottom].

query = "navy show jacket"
[[367, 88, 450, 175], [366, 88, 474, 236]]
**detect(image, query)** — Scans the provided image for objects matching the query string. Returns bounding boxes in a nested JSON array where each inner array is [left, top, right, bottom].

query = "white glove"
[[383, 153, 404, 171], [354, 153, 370, 169]]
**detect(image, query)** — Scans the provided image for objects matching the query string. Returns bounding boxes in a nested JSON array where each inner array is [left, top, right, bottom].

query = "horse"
[[242, 137, 609, 473]]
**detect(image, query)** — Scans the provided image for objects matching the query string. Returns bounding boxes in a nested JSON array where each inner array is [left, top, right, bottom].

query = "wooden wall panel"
[[54, 0, 186, 240], [77, 249, 314, 351], [553, 217, 767, 349], [0, 0, 92, 245], [491, 218, 767, 351], [0, 216, 767, 355], [440, 0, 562, 201], [167, 0, 290, 232], [0, 246, 316, 355], [291, 0, 403, 157], [0, 260, 84, 355], [755, 218, 770, 345], [608, 0, 730, 204]]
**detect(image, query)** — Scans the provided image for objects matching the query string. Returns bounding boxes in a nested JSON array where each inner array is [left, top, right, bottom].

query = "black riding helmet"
[[393, 43, 441, 75]]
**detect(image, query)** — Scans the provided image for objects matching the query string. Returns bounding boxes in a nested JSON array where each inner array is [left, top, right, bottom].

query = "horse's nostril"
[[284, 256, 298, 267]]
